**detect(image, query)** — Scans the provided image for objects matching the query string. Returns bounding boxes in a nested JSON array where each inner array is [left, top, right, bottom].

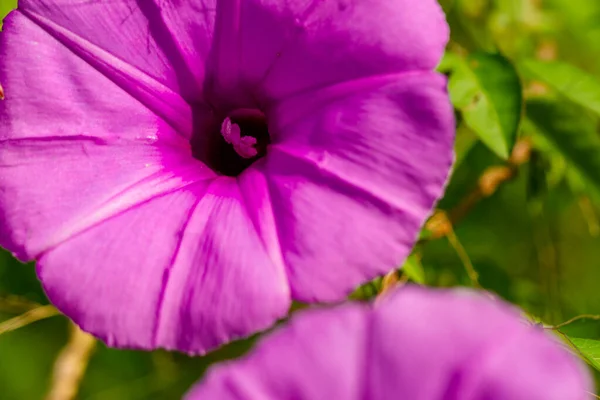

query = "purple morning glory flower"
[[187, 287, 593, 400], [0, 0, 454, 353]]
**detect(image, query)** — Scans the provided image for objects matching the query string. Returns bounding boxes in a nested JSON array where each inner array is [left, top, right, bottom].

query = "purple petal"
[[0, 139, 207, 260], [257, 72, 454, 301], [0, 9, 208, 259], [189, 304, 368, 398], [225, 0, 449, 103], [187, 287, 593, 400], [17, 0, 214, 103], [367, 289, 590, 399], [38, 178, 290, 353], [0, 0, 455, 354], [0, 9, 290, 353], [0, 10, 188, 142]]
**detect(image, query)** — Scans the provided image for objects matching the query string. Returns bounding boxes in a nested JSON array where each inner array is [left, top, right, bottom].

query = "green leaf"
[[447, 52, 523, 159], [454, 122, 479, 168], [0, 0, 17, 30], [437, 51, 461, 74], [527, 100, 600, 197], [567, 337, 600, 371], [401, 254, 425, 284], [523, 59, 600, 116]]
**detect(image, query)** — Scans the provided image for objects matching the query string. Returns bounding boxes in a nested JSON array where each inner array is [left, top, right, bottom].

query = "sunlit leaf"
[[524, 59, 600, 116], [446, 52, 523, 159], [0, 0, 16, 30], [454, 123, 479, 168], [401, 254, 425, 284], [568, 337, 600, 371]]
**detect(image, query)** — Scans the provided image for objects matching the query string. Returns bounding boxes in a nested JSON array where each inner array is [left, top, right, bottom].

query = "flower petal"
[[0, 138, 210, 260], [0, 9, 290, 353], [17, 0, 215, 103], [259, 72, 454, 302], [368, 288, 593, 399], [186, 287, 593, 399], [0, 11, 212, 259], [0, 10, 188, 143], [38, 178, 290, 353], [215, 0, 448, 103], [187, 304, 369, 399]]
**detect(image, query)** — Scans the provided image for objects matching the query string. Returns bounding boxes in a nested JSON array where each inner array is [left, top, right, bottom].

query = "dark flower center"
[[193, 108, 271, 177]]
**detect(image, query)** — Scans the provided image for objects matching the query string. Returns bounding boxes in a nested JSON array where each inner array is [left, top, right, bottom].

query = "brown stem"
[[0, 305, 60, 335], [0, 295, 45, 314], [549, 314, 600, 331], [45, 324, 97, 400], [379, 270, 400, 296], [427, 138, 532, 240]]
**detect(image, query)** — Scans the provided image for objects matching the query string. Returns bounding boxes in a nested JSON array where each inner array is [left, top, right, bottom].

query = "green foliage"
[[443, 52, 522, 159], [524, 60, 600, 116], [401, 254, 425, 285], [568, 338, 600, 371], [3, 0, 600, 398], [527, 100, 600, 199], [0, 0, 16, 29]]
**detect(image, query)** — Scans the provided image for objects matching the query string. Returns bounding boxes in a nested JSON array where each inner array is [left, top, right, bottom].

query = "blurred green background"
[[2, 0, 600, 398]]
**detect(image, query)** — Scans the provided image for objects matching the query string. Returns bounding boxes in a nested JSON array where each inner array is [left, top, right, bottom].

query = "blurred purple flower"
[[187, 287, 593, 400], [0, 0, 453, 353]]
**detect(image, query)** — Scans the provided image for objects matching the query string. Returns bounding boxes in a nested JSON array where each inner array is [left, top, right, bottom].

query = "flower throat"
[[197, 109, 271, 177]]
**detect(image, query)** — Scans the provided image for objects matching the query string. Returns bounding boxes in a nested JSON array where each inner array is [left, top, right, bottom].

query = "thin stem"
[[0, 294, 44, 313], [447, 226, 481, 288], [429, 211, 480, 288], [549, 314, 600, 331], [0, 305, 60, 335], [379, 270, 400, 296], [424, 138, 532, 241], [578, 196, 600, 237], [45, 323, 97, 400]]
